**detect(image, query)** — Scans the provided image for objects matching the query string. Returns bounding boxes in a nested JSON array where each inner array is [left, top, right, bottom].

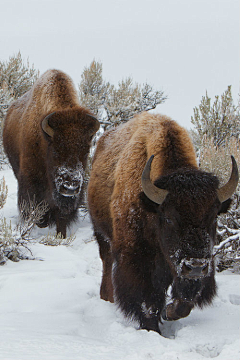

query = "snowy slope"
[[0, 167, 239, 360]]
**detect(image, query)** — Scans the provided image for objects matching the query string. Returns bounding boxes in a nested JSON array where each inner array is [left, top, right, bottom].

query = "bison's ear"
[[218, 198, 232, 214], [139, 192, 159, 213]]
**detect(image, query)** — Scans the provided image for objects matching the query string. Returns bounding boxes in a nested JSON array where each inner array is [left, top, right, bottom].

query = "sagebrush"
[[199, 137, 240, 273]]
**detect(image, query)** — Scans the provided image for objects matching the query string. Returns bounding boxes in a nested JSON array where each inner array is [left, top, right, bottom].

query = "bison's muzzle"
[[55, 166, 84, 198], [179, 258, 210, 279]]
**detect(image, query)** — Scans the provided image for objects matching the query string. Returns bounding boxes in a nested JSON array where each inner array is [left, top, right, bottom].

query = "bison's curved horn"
[[87, 114, 100, 134], [88, 114, 98, 122], [42, 113, 55, 138], [217, 155, 239, 203], [141, 155, 168, 205]]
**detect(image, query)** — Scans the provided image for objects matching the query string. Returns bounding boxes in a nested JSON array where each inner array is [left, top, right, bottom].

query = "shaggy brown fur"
[[88, 112, 233, 333], [4, 69, 99, 237], [88, 113, 198, 244]]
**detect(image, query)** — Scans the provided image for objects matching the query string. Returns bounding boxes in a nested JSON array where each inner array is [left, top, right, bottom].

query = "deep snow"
[[0, 167, 239, 360]]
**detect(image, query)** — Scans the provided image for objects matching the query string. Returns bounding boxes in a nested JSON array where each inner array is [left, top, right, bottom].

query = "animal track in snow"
[[195, 343, 223, 358], [229, 294, 240, 305]]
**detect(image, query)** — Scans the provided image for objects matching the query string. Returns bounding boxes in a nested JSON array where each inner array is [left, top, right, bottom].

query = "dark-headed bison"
[[3, 69, 99, 237], [87, 112, 238, 333]]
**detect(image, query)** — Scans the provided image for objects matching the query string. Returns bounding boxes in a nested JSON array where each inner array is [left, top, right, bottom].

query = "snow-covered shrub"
[[0, 217, 34, 264], [0, 90, 12, 167], [79, 59, 167, 131], [0, 183, 76, 265], [0, 52, 39, 166], [19, 198, 49, 234], [0, 177, 8, 209], [0, 197, 48, 264], [191, 86, 240, 150], [39, 232, 75, 246], [18, 198, 76, 247], [199, 137, 240, 272]]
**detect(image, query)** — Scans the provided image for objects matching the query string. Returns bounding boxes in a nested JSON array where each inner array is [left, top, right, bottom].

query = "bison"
[[87, 112, 238, 333], [3, 69, 99, 237]]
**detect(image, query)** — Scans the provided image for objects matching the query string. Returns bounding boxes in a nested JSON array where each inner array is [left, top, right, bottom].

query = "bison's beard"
[[53, 190, 81, 215], [172, 277, 203, 302], [171, 272, 216, 307]]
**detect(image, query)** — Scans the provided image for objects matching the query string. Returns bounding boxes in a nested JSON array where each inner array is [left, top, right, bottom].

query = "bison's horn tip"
[[217, 155, 239, 203]]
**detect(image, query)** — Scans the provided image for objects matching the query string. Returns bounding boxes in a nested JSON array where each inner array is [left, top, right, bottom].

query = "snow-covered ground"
[[0, 167, 239, 360]]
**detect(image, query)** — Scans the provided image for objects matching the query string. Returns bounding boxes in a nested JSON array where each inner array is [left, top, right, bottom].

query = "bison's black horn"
[[217, 155, 239, 203], [141, 155, 168, 205], [42, 113, 55, 138], [87, 114, 100, 135], [88, 114, 98, 122]]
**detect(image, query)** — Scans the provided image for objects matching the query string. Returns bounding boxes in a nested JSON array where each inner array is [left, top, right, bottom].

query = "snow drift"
[[0, 168, 239, 360]]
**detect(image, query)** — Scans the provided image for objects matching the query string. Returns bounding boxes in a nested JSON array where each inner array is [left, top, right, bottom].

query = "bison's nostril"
[[184, 264, 192, 271], [201, 264, 209, 276], [182, 263, 193, 276]]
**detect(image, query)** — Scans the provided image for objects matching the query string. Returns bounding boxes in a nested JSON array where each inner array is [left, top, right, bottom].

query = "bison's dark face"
[[142, 155, 238, 304], [156, 192, 219, 275], [41, 109, 99, 212], [156, 190, 219, 303]]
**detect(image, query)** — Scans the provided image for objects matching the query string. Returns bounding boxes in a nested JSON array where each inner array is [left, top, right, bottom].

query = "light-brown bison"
[[88, 112, 238, 334], [3, 69, 99, 237]]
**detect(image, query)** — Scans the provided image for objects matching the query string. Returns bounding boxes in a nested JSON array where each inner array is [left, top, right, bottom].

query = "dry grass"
[[199, 137, 240, 185]]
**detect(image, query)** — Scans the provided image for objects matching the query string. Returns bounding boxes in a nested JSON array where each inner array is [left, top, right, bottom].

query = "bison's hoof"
[[100, 286, 114, 303], [162, 299, 193, 321], [140, 318, 161, 334]]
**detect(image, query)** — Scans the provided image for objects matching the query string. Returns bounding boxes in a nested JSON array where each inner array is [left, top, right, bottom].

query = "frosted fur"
[[89, 112, 198, 237], [4, 69, 80, 146], [1, 165, 240, 358], [88, 111, 232, 333], [54, 165, 84, 196], [3, 69, 99, 237]]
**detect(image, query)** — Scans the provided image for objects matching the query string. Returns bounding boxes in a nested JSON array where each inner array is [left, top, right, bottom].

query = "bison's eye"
[[165, 217, 174, 226]]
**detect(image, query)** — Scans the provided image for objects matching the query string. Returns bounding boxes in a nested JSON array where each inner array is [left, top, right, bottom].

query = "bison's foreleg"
[[112, 254, 167, 334], [55, 217, 67, 238], [95, 231, 114, 303], [140, 315, 161, 334]]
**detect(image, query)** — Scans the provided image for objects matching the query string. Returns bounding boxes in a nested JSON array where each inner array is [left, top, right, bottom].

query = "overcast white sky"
[[1, 0, 239, 128]]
